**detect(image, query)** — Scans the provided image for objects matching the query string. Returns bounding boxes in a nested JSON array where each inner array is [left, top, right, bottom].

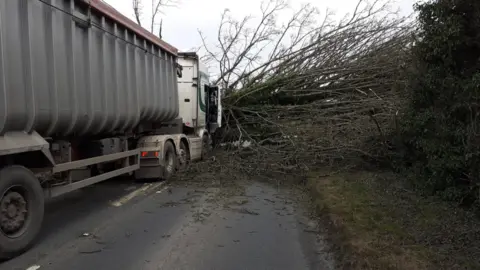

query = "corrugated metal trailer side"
[[0, 0, 187, 260], [0, 0, 180, 138]]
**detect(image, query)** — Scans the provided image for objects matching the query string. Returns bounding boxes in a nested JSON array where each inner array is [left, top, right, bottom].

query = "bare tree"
[[200, 0, 409, 94], [203, 0, 414, 180], [132, 0, 179, 37], [133, 0, 143, 26]]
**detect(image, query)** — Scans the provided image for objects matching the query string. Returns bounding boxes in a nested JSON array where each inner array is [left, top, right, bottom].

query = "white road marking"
[[124, 186, 137, 192], [26, 265, 41, 270], [156, 186, 169, 194], [111, 182, 166, 207]]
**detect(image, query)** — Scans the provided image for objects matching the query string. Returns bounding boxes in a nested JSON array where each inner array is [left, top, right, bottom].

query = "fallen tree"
[[203, 0, 414, 181]]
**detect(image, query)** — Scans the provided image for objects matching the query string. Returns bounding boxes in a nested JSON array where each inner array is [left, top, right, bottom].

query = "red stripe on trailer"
[[87, 0, 178, 56]]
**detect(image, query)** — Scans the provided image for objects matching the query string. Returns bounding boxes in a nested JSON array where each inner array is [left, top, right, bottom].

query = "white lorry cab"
[[178, 52, 222, 137], [135, 52, 222, 179]]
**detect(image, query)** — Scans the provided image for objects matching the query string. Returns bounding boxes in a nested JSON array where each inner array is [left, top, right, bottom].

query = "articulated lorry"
[[0, 0, 221, 259]]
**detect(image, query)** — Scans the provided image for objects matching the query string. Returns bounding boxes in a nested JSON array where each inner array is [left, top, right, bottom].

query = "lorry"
[[0, 0, 221, 259]]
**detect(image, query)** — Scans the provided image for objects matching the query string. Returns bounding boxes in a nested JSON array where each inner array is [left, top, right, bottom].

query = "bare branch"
[[132, 0, 179, 36], [151, 0, 178, 33], [202, 0, 414, 179], [132, 0, 142, 26]]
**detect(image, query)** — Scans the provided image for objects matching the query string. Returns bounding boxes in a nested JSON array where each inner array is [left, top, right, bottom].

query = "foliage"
[[399, 0, 480, 203], [209, 0, 414, 183]]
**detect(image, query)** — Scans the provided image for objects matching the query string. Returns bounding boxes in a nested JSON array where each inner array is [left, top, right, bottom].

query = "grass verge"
[[308, 170, 480, 270]]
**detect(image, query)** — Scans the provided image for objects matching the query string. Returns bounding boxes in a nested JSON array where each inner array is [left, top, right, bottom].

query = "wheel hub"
[[166, 153, 174, 173], [179, 149, 187, 166], [7, 204, 17, 218], [0, 191, 27, 236]]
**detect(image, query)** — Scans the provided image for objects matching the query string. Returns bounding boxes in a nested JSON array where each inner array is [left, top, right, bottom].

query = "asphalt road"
[[0, 177, 334, 270]]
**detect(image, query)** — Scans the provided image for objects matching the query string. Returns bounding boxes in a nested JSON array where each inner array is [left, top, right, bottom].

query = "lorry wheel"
[[163, 141, 177, 180], [178, 141, 190, 171], [0, 166, 44, 260], [201, 134, 211, 160]]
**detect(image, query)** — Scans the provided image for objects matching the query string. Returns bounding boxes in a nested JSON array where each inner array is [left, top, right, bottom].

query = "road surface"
[[0, 176, 334, 270]]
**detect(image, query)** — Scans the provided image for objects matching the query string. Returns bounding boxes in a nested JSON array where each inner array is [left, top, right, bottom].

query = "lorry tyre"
[[0, 166, 44, 260], [163, 141, 177, 180], [178, 140, 190, 171], [201, 134, 211, 160]]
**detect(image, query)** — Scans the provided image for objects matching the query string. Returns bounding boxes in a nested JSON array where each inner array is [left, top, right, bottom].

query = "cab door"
[[205, 85, 221, 133], [177, 63, 197, 128]]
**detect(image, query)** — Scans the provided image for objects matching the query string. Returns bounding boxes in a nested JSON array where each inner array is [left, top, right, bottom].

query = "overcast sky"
[[104, 0, 418, 51]]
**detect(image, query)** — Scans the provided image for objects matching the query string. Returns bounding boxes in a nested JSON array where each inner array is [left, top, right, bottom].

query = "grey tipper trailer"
[[0, 0, 221, 260]]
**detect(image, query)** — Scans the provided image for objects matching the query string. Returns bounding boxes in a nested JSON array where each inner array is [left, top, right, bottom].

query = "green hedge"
[[400, 0, 480, 203]]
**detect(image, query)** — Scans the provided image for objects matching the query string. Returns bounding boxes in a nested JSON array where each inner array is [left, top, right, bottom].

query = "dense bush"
[[400, 0, 480, 203]]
